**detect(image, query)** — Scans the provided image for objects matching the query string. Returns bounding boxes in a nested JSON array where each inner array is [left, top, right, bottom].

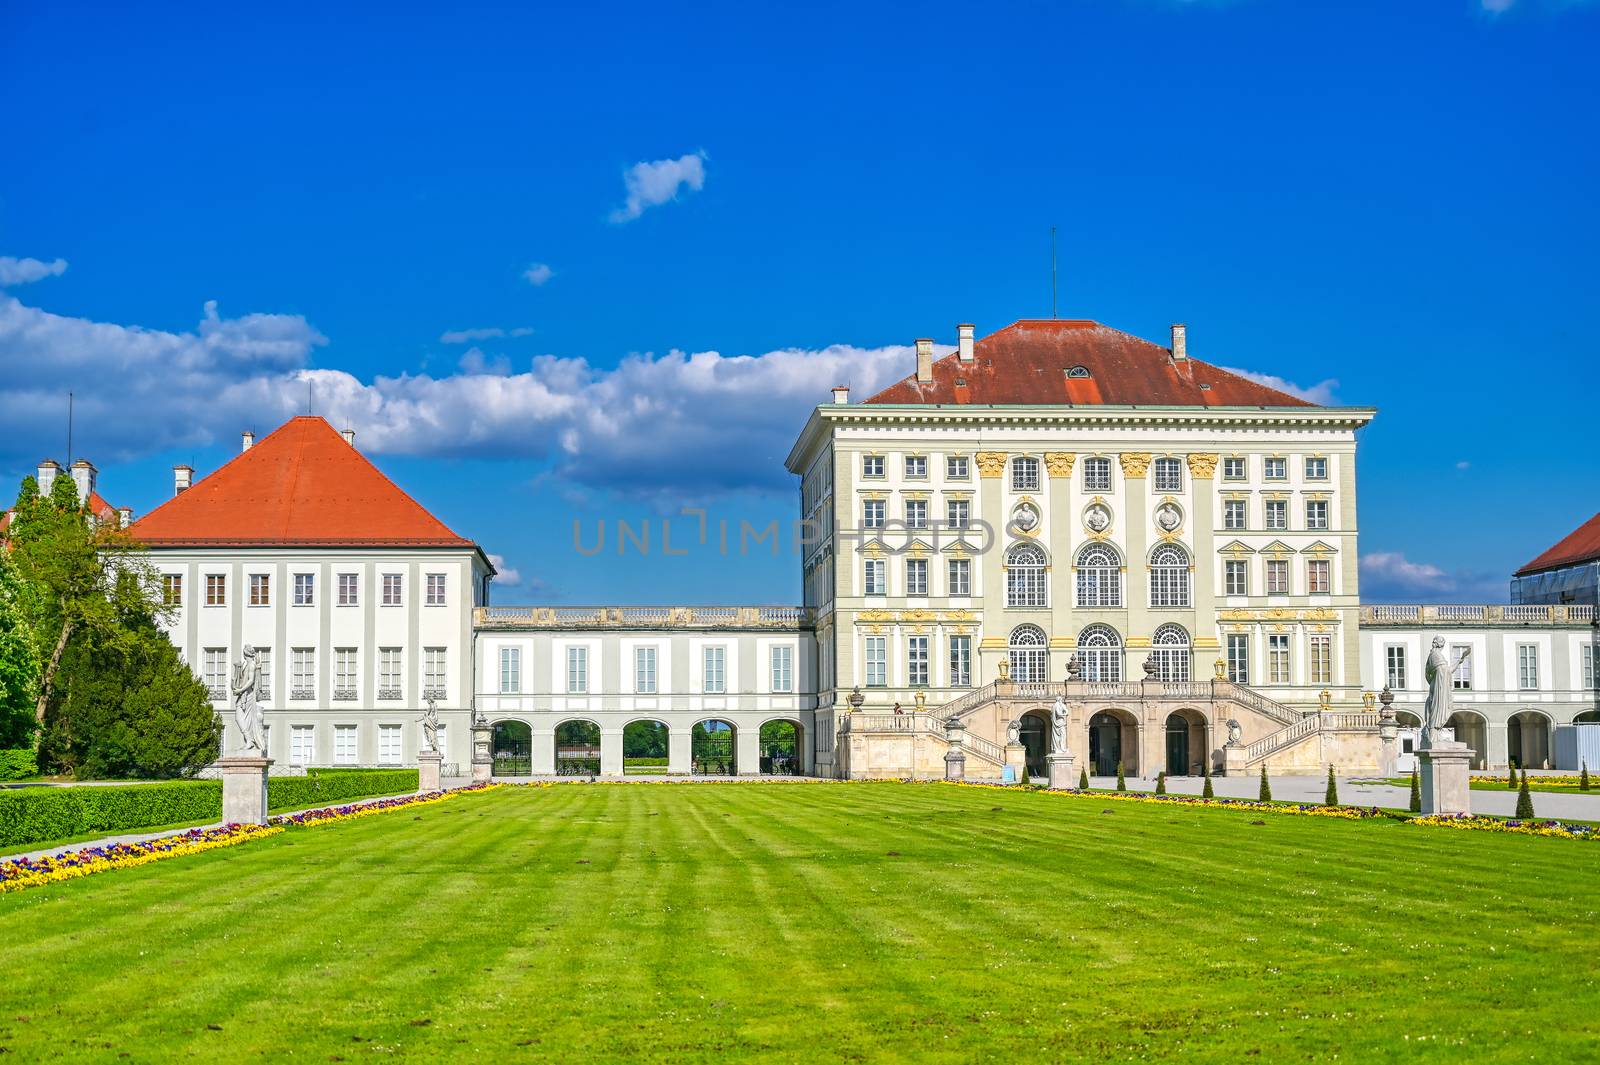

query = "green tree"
[[1581, 762, 1590, 792], [1077, 765, 1088, 790], [1507, 759, 1518, 790], [1154, 771, 1166, 795], [1515, 775, 1535, 820], [1115, 760, 1126, 791], [1202, 760, 1214, 799], [1408, 767, 1421, 813], [0, 553, 41, 747], [1324, 765, 1339, 806], [623, 720, 667, 757], [1258, 764, 1272, 803]]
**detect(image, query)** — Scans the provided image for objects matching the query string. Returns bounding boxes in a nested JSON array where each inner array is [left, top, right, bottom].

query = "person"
[[892, 702, 903, 715]]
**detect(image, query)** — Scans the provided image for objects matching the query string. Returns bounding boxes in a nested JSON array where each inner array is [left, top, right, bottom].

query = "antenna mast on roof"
[[1050, 226, 1058, 320]]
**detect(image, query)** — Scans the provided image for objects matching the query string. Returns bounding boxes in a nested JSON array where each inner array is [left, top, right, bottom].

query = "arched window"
[[1006, 543, 1047, 608], [1008, 624, 1048, 683], [1149, 544, 1191, 608], [1076, 544, 1123, 608], [1150, 623, 1191, 682], [1078, 624, 1122, 683]]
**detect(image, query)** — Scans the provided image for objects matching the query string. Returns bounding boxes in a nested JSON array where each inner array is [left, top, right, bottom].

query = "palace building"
[[98, 320, 1597, 778]]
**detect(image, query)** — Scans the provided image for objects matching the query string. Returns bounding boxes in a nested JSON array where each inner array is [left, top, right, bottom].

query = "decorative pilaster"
[[978, 453, 1006, 682], [1188, 453, 1219, 678], [975, 451, 1008, 478], [1046, 454, 1076, 656], [1121, 454, 1151, 658]]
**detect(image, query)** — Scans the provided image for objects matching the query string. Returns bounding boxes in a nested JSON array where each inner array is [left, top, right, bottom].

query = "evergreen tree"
[[1507, 759, 1518, 790], [1324, 765, 1339, 806], [1581, 762, 1590, 792], [1258, 764, 1272, 803], [1408, 766, 1421, 813], [0, 553, 41, 748], [1077, 765, 1089, 790], [1515, 775, 1535, 820], [1155, 771, 1167, 795], [1115, 760, 1126, 791]]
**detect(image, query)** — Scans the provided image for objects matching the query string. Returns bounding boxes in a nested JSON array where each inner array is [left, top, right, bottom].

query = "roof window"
[[1066, 366, 1091, 379]]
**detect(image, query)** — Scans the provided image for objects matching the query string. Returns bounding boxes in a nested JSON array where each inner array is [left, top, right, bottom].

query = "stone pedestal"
[[944, 749, 966, 781], [1046, 751, 1076, 790], [471, 718, 494, 783], [217, 756, 271, 825], [1004, 742, 1027, 785], [418, 750, 442, 793], [1222, 745, 1249, 777], [1419, 741, 1473, 816]]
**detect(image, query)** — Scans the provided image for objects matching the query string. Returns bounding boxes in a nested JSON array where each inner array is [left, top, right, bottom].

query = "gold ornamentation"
[[1187, 453, 1219, 479], [1044, 452, 1077, 477], [942, 609, 974, 621], [1318, 689, 1332, 712], [900, 609, 936, 622], [1214, 658, 1227, 679], [858, 609, 893, 622], [1119, 453, 1152, 478], [975, 451, 1007, 478]]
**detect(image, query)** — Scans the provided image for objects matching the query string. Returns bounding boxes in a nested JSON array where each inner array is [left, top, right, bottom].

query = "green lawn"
[[2, 782, 1597, 1062]]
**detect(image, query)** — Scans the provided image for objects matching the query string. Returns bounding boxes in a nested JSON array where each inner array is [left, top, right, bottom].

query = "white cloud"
[[487, 554, 522, 586], [1456, 460, 1471, 471], [608, 152, 707, 224], [457, 347, 512, 375], [1481, 0, 1517, 10], [522, 263, 554, 286], [1220, 366, 1340, 405], [1361, 552, 1451, 595], [0, 257, 68, 286], [440, 326, 534, 344]]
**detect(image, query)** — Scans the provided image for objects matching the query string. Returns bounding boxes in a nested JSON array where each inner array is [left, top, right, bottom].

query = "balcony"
[[476, 605, 813, 630], [1361, 604, 1596, 626]]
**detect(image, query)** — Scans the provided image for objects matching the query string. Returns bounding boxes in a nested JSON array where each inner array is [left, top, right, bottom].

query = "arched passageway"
[[492, 721, 532, 776], [1018, 709, 1051, 778], [1445, 712, 1488, 770], [692, 719, 737, 775], [759, 720, 804, 775], [623, 719, 669, 776], [1089, 709, 1138, 776], [555, 719, 601, 775], [1508, 711, 1553, 771], [1165, 709, 1207, 775]]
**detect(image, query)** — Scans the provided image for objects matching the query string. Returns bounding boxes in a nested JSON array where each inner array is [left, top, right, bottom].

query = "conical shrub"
[[1408, 767, 1421, 813], [1202, 758, 1214, 799], [1324, 765, 1339, 807], [1155, 771, 1167, 795], [1258, 764, 1272, 803], [1516, 775, 1536, 820], [1116, 760, 1126, 792], [1507, 760, 1518, 790], [1078, 765, 1089, 790], [1580, 762, 1590, 792]]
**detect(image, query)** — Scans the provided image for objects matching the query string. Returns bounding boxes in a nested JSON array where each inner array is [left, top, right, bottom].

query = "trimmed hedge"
[[0, 748, 38, 782], [0, 768, 420, 851]]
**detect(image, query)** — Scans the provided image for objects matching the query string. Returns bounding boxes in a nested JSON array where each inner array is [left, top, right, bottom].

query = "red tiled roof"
[[1516, 512, 1600, 576], [864, 320, 1317, 407], [128, 416, 475, 548]]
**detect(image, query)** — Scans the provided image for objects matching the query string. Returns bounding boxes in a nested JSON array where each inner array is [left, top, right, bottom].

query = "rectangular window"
[[1306, 500, 1329, 530], [1226, 634, 1250, 684], [1011, 457, 1040, 492], [864, 558, 885, 596], [1583, 644, 1595, 690], [1265, 500, 1288, 530], [1264, 457, 1287, 480], [292, 648, 316, 698], [770, 645, 793, 693], [947, 558, 971, 596], [864, 636, 887, 687], [946, 499, 969, 529], [906, 558, 928, 596], [1152, 458, 1183, 492], [205, 574, 226, 607], [249, 573, 270, 607], [907, 636, 929, 688], [379, 724, 401, 765], [1224, 500, 1246, 530], [905, 455, 927, 479], [1309, 635, 1331, 685], [293, 573, 314, 606], [703, 646, 727, 694], [1305, 457, 1328, 480], [862, 500, 885, 529], [1083, 457, 1111, 491], [1268, 634, 1291, 685], [1307, 558, 1331, 594], [162, 573, 183, 607], [1222, 457, 1246, 481], [566, 646, 588, 694], [863, 455, 885, 479], [379, 647, 401, 694], [203, 648, 227, 696], [338, 572, 359, 606], [948, 635, 972, 687], [1451, 643, 1472, 690], [334, 725, 357, 765], [905, 499, 927, 529], [424, 647, 446, 694], [334, 648, 358, 697], [290, 725, 314, 766], [1517, 644, 1539, 690], [635, 646, 658, 694], [499, 646, 521, 694], [946, 455, 969, 479], [1225, 560, 1248, 596], [425, 573, 446, 606], [1267, 559, 1289, 594], [382, 573, 403, 606], [255, 648, 272, 700], [1385, 646, 1406, 690]]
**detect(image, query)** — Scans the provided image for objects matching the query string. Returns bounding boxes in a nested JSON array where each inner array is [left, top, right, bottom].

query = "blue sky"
[[2, 0, 1596, 603]]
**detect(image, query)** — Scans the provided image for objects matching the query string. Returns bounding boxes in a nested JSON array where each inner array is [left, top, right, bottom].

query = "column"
[[600, 728, 624, 776], [736, 724, 761, 776], [668, 726, 692, 775], [532, 727, 556, 776]]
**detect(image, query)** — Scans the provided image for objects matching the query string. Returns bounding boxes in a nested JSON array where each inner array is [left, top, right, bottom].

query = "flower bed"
[[938, 780, 1382, 821], [271, 782, 503, 828], [1407, 813, 1599, 842]]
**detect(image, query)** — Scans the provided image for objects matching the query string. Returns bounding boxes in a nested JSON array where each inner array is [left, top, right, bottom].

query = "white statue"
[[1050, 694, 1068, 754], [1155, 504, 1182, 532], [1085, 505, 1111, 532], [1225, 718, 1244, 747], [231, 645, 266, 754], [1006, 718, 1022, 745], [417, 699, 441, 753], [1423, 636, 1470, 743]]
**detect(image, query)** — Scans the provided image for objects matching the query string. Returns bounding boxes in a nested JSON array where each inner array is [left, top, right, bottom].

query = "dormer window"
[[1066, 366, 1091, 379]]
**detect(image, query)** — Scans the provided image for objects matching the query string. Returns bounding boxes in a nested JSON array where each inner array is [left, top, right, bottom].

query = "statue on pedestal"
[[1224, 718, 1244, 748], [1423, 637, 1470, 744], [1006, 718, 1022, 745], [231, 645, 266, 755], [417, 699, 441, 753], [1050, 694, 1068, 754]]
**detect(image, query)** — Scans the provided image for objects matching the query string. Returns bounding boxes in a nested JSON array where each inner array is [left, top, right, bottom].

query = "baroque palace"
[[53, 319, 1593, 780]]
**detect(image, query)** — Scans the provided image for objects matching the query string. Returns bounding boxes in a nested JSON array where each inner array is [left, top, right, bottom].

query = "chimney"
[[117, 506, 132, 528], [957, 323, 975, 363], [915, 338, 934, 384], [242, 430, 255, 452], [340, 428, 356, 446], [70, 460, 97, 505], [831, 385, 850, 404], [36, 459, 60, 495], [173, 465, 193, 495], [1171, 323, 1188, 362]]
